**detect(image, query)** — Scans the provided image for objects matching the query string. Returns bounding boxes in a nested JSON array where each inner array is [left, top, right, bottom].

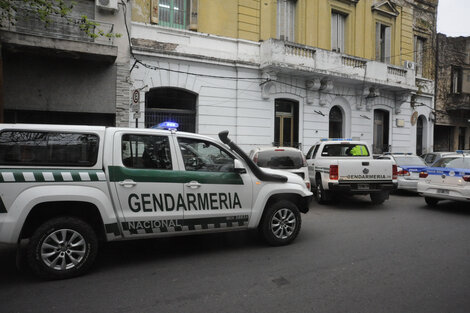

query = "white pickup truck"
[[306, 139, 397, 204], [0, 124, 312, 279]]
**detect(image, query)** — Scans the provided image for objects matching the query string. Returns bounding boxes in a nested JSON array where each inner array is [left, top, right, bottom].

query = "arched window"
[[145, 88, 197, 132], [329, 106, 343, 138]]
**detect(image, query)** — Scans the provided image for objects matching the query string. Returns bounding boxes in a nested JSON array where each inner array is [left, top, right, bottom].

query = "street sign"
[[131, 103, 140, 113], [132, 89, 140, 104], [133, 112, 141, 120]]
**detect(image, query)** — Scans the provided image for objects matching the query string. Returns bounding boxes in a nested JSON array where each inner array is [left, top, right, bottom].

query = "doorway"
[[373, 109, 390, 154]]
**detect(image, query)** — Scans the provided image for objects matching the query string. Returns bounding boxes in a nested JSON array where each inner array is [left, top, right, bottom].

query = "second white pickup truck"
[[306, 139, 397, 204]]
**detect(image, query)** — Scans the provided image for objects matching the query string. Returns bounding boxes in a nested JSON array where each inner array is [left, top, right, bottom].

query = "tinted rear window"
[[321, 144, 369, 157], [393, 156, 426, 166], [256, 150, 303, 169], [0, 130, 99, 166], [433, 157, 470, 169]]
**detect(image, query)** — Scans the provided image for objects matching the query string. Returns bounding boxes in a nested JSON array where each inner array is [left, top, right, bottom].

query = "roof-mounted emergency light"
[[152, 121, 179, 130], [320, 138, 353, 142]]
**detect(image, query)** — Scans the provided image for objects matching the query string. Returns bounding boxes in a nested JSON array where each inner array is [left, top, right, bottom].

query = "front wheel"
[[26, 217, 98, 280], [259, 200, 301, 246], [424, 197, 439, 207]]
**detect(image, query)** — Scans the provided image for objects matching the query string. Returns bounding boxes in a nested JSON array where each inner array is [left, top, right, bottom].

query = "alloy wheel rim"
[[40, 229, 86, 271], [271, 208, 296, 239]]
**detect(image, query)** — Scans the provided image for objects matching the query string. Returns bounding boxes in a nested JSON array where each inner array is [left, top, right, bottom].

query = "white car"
[[378, 154, 427, 192], [417, 153, 470, 206], [249, 147, 310, 190]]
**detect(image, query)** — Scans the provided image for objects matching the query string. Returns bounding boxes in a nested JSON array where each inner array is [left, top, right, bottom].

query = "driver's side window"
[[177, 137, 234, 172]]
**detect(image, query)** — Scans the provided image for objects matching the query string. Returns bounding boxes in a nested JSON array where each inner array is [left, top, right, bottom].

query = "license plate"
[[358, 184, 369, 190], [436, 189, 449, 195]]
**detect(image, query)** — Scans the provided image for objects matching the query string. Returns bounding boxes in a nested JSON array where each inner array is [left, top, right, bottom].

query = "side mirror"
[[234, 159, 247, 174]]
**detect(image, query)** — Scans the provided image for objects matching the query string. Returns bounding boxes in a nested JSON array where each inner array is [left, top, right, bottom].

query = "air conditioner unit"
[[96, 0, 118, 11], [404, 61, 415, 70]]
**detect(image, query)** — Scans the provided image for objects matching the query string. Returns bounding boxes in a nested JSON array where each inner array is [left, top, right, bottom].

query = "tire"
[[26, 217, 98, 280], [314, 178, 330, 204], [259, 200, 301, 246], [370, 191, 389, 205], [424, 197, 439, 207]]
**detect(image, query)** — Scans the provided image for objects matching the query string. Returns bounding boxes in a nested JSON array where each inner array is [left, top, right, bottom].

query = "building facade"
[[434, 34, 470, 151], [133, 0, 436, 154], [0, 0, 131, 126]]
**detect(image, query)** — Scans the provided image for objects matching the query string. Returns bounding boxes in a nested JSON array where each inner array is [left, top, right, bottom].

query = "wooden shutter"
[[384, 25, 391, 63], [338, 14, 345, 53], [188, 0, 198, 30], [151, 0, 159, 24], [375, 23, 381, 61], [331, 13, 338, 51]]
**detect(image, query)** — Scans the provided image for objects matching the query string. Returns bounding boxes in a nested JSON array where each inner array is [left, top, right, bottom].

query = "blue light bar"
[[320, 138, 353, 142], [152, 121, 179, 130]]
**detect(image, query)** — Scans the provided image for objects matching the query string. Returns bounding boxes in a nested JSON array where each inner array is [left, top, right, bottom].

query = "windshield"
[[321, 144, 369, 157], [393, 156, 426, 166], [255, 150, 304, 169]]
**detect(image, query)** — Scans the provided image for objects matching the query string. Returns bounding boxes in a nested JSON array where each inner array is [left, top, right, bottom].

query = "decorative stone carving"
[[319, 78, 333, 106], [305, 78, 321, 104], [395, 92, 411, 114], [261, 70, 277, 100]]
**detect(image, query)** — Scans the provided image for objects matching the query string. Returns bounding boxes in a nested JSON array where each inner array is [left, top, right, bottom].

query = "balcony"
[[446, 93, 470, 112], [260, 39, 417, 91], [0, 8, 117, 63]]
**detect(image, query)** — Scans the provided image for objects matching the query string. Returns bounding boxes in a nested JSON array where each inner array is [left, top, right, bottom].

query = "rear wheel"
[[424, 197, 439, 207], [370, 191, 389, 205], [259, 200, 301, 246], [26, 217, 98, 280], [315, 178, 330, 204]]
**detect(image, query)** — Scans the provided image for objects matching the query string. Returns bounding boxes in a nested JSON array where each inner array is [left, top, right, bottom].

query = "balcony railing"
[[3, 8, 115, 46], [446, 93, 470, 112], [261, 39, 416, 90]]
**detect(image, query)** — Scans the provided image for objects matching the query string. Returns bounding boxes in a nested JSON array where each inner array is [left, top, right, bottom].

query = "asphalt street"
[[0, 192, 469, 313]]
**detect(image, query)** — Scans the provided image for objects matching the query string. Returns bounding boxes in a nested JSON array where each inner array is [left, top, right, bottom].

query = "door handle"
[[185, 181, 202, 189], [118, 179, 137, 187]]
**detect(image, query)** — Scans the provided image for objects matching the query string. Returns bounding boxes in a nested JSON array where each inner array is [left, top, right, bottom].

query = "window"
[[321, 144, 370, 157], [433, 157, 470, 169], [376, 23, 391, 63], [178, 137, 234, 172], [0, 131, 99, 166], [277, 0, 296, 41], [122, 134, 172, 170], [329, 106, 343, 138], [274, 99, 299, 148], [452, 66, 462, 94], [152, 0, 191, 30], [458, 127, 466, 150], [414, 36, 426, 76], [331, 12, 346, 53], [254, 150, 304, 170], [145, 88, 196, 132]]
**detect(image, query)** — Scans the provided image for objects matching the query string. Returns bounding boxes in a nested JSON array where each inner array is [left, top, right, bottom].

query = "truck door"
[[110, 131, 184, 238], [176, 136, 253, 231]]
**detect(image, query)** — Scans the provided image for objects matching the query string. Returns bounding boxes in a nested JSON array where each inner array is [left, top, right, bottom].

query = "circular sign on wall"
[[411, 111, 418, 126], [132, 90, 140, 104]]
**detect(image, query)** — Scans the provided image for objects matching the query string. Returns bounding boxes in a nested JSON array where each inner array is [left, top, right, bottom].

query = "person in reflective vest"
[[350, 145, 368, 156]]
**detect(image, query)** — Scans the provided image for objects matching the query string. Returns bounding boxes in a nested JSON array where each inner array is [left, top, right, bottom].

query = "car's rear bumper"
[[329, 181, 397, 193]]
